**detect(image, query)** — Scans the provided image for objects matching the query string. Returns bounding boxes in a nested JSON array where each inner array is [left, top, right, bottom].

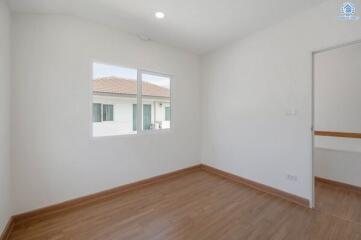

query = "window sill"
[[91, 128, 172, 140]]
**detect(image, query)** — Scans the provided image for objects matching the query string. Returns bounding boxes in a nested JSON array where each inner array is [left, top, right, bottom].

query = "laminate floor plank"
[[316, 180, 361, 224], [8, 171, 361, 240]]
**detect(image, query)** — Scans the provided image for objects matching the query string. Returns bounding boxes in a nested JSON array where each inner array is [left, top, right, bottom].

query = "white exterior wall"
[[11, 13, 200, 214], [201, 0, 361, 203], [142, 99, 170, 130], [92, 95, 171, 137], [155, 102, 171, 129], [0, 0, 12, 233], [93, 95, 137, 137], [314, 41, 361, 187]]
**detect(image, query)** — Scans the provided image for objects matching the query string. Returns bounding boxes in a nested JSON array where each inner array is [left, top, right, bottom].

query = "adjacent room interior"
[[313, 41, 361, 215], [1, 0, 361, 239]]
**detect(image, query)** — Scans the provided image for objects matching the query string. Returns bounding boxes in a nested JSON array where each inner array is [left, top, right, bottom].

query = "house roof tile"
[[93, 77, 170, 98]]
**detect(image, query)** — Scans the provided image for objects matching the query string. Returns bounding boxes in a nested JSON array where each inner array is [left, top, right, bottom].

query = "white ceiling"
[[7, 0, 326, 54]]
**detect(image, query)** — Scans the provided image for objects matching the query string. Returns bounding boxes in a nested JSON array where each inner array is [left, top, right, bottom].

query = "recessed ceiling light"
[[155, 12, 165, 19], [138, 34, 151, 41]]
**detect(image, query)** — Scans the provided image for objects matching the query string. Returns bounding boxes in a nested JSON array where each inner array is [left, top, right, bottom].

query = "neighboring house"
[[93, 77, 171, 137]]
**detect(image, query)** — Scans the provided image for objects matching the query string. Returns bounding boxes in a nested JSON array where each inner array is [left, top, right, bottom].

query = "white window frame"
[[90, 61, 173, 138]]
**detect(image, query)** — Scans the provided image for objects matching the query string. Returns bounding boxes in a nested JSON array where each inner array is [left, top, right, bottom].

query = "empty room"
[[1, 0, 361, 239]]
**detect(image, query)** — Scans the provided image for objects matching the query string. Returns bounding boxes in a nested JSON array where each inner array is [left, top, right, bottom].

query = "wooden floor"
[[8, 171, 361, 240]]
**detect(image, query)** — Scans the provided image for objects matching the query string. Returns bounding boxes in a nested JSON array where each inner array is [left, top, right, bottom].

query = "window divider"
[[136, 70, 143, 133]]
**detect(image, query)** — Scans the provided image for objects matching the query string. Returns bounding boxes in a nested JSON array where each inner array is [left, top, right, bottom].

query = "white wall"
[[11, 13, 201, 214], [315, 147, 361, 186], [0, 0, 12, 233], [314, 42, 361, 134], [201, 0, 361, 203], [314, 41, 361, 187]]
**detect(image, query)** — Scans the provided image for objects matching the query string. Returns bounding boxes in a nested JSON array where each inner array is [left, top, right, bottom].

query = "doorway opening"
[[312, 40, 361, 217]]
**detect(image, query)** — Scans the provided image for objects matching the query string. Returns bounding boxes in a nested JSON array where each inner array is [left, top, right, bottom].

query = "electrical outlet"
[[286, 174, 298, 182], [286, 107, 297, 117]]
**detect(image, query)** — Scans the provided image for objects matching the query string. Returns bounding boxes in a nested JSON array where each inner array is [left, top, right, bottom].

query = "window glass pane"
[[103, 104, 114, 121], [165, 106, 171, 121], [143, 104, 152, 130], [92, 63, 137, 137], [141, 73, 171, 130], [93, 103, 102, 122]]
